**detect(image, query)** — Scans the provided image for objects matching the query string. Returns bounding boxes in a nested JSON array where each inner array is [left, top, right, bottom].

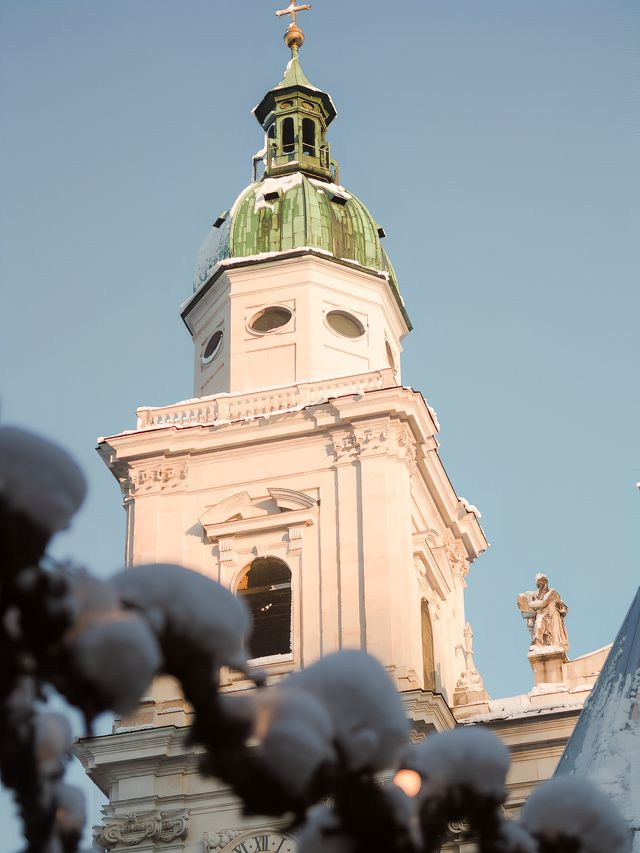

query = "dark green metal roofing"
[[555, 586, 640, 847], [223, 175, 397, 285], [276, 56, 316, 90], [191, 56, 410, 328], [253, 56, 337, 127]]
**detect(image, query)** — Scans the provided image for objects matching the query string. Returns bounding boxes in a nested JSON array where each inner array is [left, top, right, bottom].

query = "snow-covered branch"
[[0, 425, 631, 853]]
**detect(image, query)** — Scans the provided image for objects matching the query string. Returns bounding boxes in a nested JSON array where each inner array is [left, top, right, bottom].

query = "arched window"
[[282, 117, 295, 155], [302, 118, 316, 156], [421, 600, 436, 691], [238, 557, 292, 659]]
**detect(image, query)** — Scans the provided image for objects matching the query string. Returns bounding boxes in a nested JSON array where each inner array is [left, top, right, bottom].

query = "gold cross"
[[275, 3, 312, 26]]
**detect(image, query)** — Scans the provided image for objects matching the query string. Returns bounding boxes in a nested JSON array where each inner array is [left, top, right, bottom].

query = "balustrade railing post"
[[131, 371, 398, 432]]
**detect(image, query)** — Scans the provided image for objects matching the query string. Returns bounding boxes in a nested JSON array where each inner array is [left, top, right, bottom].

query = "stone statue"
[[452, 623, 488, 707], [517, 573, 569, 653]]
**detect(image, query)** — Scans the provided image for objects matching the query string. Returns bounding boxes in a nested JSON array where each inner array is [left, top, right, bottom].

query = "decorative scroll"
[[218, 535, 236, 565], [118, 463, 189, 499], [329, 422, 417, 464], [288, 525, 303, 554], [441, 529, 469, 579], [353, 425, 391, 454], [94, 808, 189, 849], [203, 829, 244, 853], [447, 819, 471, 839], [330, 429, 363, 461]]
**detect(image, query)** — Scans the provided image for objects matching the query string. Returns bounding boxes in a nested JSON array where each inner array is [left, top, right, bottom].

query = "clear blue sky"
[[1, 0, 638, 844]]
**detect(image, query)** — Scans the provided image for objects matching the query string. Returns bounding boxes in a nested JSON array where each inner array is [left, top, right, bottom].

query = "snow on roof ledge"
[[461, 690, 589, 724]]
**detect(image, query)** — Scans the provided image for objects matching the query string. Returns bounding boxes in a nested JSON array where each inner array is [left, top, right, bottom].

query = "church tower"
[[78, 9, 488, 851]]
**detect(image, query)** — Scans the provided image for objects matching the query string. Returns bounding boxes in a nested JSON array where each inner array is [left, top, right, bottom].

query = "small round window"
[[249, 306, 292, 334], [201, 330, 223, 365], [326, 310, 365, 339]]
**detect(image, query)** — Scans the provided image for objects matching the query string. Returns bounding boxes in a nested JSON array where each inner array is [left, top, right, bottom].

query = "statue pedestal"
[[528, 647, 568, 686], [452, 683, 489, 707]]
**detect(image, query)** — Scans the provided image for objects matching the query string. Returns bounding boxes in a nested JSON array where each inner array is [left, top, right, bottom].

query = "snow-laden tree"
[[0, 425, 632, 853]]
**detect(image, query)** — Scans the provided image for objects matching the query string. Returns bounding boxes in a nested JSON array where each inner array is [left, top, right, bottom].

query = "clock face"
[[220, 830, 296, 853]]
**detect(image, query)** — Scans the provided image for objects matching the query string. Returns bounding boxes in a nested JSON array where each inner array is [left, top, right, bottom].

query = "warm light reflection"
[[253, 700, 275, 742], [393, 768, 422, 798]]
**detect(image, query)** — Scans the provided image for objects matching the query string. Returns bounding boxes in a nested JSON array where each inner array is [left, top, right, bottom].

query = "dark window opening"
[[202, 330, 223, 364], [325, 310, 365, 339], [249, 305, 292, 333], [330, 193, 348, 206], [282, 117, 295, 155], [267, 123, 276, 140], [302, 118, 316, 156], [239, 558, 292, 659], [421, 600, 436, 691]]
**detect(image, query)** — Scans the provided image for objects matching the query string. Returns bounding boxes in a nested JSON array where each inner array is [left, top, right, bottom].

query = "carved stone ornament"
[[442, 529, 469, 579], [218, 535, 236, 565], [118, 462, 189, 499], [203, 829, 244, 853], [393, 424, 418, 466], [329, 422, 417, 464], [330, 429, 362, 461], [94, 808, 189, 849], [288, 525, 303, 554], [204, 829, 297, 853], [354, 424, 391, 454], [447, 819, 471, 839]]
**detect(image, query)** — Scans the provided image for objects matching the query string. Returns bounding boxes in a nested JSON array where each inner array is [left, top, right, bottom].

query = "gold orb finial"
[[275, 3, 312, 55]]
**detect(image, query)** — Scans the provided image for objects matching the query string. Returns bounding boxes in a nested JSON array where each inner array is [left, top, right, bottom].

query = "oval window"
[[326, 310, 365, 339], [201, 330, 223, 365], [249, 306, 293, 334]]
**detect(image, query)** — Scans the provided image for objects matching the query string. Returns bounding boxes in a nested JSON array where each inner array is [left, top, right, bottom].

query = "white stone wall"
[[183, 254, 407, 398], [103, 382, 484, 705]]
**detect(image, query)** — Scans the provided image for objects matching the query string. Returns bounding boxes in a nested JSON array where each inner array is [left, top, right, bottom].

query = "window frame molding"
[[199, 489, 319, 679], [238, 555, 293, 662]]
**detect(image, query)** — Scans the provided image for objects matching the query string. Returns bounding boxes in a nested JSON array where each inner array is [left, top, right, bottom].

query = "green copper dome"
[[195, 173, 398, 292]]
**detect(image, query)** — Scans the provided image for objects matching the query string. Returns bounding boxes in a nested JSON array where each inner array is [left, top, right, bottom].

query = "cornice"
[[181, 249, 411, 335], [401, 688, 457, 734], [99, 383, 487, 561], [74, 726, 201, 795], [480, 704, 583, 740]]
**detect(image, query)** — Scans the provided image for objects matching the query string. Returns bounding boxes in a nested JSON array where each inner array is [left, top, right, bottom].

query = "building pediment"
[[200, 491, 263, 525], [267, 487, 317, 511], [199, 489, 318, 542]]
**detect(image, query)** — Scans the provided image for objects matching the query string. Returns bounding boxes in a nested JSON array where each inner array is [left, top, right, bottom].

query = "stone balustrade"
[[136, 369, 397, 430]]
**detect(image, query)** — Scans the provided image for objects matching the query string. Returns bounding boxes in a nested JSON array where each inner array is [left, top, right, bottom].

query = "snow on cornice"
[[458, 497, 481, 518], [463, 691, 588, 724], [186, 246, 393, 312]]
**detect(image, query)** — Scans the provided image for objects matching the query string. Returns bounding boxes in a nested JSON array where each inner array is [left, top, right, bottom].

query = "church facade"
[[77, 11, 607, 852]]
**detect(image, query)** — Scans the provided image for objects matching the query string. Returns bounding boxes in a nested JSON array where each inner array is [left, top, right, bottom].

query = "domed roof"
[[190, 50, 410, 329], [194, 173, 400, 297]]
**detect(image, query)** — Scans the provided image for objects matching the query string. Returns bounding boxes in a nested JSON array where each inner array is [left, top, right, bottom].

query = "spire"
[[251, 3, 338, 183], [275, 3, 312, 59]]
